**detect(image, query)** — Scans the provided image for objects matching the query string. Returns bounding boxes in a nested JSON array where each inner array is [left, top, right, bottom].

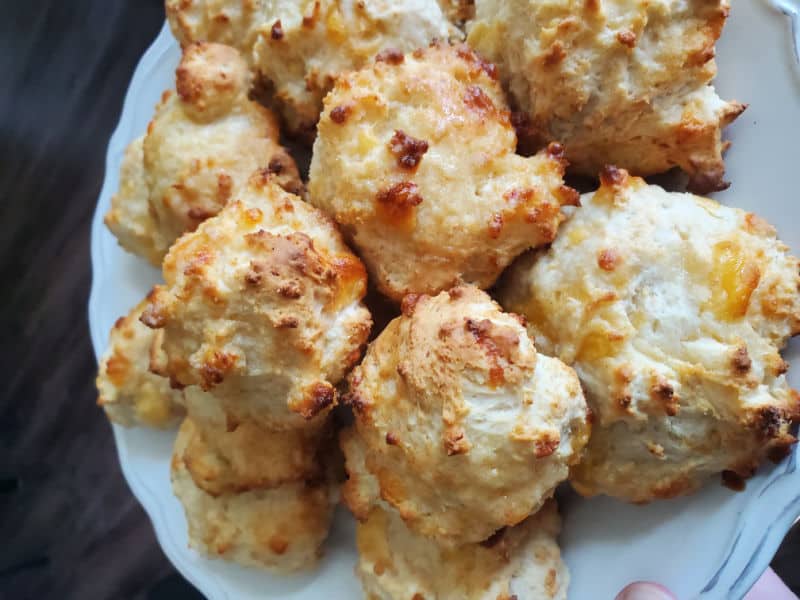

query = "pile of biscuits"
[[95, 1, 800, 598]]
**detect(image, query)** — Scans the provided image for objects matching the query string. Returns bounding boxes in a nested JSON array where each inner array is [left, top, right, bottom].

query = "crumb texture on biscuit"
[[355, 500, 568, 600], [168, 0, 457, 135], [179, 391, 330, 495], [96, 299, 184, 429], [166, 0, 269, 55], [498, 171, 800, 502], [171, 418, 335, 572], [142, 176, 372, 430], [251, 0, 458, 135], [310, 43, 576, 300], [342, 285, 589, 546], [467, 0, 745, 192], [104, 137, 168, 265]]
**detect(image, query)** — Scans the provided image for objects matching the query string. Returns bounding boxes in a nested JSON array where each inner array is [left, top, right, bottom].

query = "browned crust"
[[454, 44, 499, 80], [731, 346, 752, 374], [599, 164, 628, 188], [597, 248, 620, 271], [293, 381, 337, 419], [534, 433, 561, 458], [271, 20, 284, 40], [557, 184, 581, 207], [344, 387, 371, 417], [375, 48, 405, 65], [464, 317, 520, 387], [388, 130, 429, 171], [541, 41, 566, 67], [199, 350, 238, 390], [616, 30, 637, 48], [721, 469, 746, 491], [463, 84, 500, 120], [649, 375, 679, 417], [488, 212, 504, 239], [375, 182, 424, 227]]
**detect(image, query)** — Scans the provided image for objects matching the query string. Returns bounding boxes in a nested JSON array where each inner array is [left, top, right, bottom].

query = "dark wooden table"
[[0, 1, 797, 599]]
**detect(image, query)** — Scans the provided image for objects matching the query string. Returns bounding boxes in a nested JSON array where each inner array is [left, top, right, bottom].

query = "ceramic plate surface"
[[89, 3, 800, 598]]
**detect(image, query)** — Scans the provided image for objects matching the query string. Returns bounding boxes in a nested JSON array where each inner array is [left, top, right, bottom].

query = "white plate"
[[89, 4, 800, 599]]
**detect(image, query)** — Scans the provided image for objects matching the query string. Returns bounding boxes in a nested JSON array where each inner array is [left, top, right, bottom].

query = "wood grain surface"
[[0, 1, 796, 599]]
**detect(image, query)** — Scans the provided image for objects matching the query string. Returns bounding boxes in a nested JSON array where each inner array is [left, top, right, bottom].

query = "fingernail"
[[615, 582, 677, 600]]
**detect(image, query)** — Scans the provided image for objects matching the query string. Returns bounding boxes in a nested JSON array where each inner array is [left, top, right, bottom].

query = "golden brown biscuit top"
[[467, 0, 744, 191], [142, 176, 372, 426], [314, 44, 521, 231], [309, 43, 576, 299], [250, 0, 457, 134], [344, 285, 588, 546], [176, 42, 251, 122], [499, 170, 800, 501], [104, 42, 301, 265]]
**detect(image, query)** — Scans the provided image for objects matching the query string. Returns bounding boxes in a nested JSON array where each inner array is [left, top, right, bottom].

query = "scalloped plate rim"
[[88, 22, 233, 600]]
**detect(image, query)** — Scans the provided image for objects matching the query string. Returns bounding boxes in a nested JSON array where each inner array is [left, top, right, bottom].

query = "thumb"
[[615, 582, 677, 600], [744, 568, 798, 600]]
